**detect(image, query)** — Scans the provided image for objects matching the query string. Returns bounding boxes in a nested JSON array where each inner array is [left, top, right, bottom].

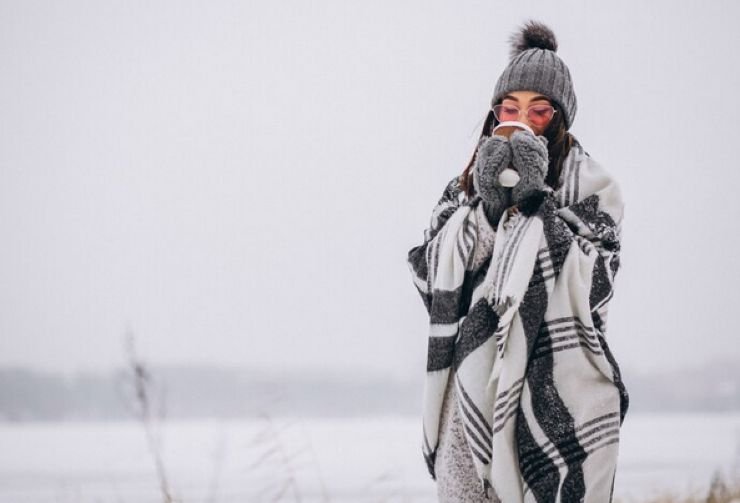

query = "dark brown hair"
[[459, 98, 577, 198]]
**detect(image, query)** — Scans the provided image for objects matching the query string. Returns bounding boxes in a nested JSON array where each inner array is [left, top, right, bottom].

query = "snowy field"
[[0, 412, 738, 502]]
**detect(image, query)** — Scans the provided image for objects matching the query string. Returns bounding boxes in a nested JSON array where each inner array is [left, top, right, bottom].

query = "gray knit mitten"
[[509, 130, 549, 205], [473, 135, 513, 228]]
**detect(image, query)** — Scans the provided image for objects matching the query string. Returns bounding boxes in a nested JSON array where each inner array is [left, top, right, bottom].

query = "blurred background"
[[1, 0, 739, 501]]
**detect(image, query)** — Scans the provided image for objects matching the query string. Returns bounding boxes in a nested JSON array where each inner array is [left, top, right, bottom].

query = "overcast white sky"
[[1, 0, 739, 378]]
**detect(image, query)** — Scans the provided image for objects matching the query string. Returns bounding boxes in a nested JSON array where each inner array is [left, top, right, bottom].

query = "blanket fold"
[[407, 141, 628, 502]]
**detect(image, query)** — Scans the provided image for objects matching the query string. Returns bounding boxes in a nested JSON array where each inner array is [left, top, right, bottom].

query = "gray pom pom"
[[508, 19, 558, 60]]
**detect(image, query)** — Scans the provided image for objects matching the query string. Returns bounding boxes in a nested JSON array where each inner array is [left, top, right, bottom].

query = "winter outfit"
[[406, 20, 629, 502]]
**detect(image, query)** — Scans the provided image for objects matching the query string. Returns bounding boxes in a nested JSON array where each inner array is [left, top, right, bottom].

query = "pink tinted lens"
[[493, 105, 520, 122], [527, 105, 554, 126]]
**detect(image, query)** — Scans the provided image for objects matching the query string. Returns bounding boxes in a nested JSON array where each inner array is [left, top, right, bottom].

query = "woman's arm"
[[551, 155, 624, 331], [509, 130, 624, 330], [534, 158, 628, 421], [406, 175, 466, 315]]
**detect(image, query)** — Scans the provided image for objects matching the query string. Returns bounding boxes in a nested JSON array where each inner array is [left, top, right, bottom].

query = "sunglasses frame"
[[491, 103, 558, 126]]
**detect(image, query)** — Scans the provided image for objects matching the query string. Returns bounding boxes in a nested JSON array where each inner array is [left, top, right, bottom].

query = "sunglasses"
[[491, 103, 557, 128]]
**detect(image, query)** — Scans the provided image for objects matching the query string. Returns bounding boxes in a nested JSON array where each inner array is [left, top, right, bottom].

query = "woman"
[[407, 20, 629, 502]]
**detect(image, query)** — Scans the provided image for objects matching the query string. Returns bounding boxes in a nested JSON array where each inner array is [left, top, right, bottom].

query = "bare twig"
[[245, 412, 307, 502], [122, 326, 175, 503], [205, 424, 228, 503]]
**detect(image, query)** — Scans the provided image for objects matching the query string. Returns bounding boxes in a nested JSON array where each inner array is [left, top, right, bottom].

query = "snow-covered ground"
[[0, 412, 738, 502]]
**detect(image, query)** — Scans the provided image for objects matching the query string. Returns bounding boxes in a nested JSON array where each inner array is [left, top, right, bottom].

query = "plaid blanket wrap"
[[407, 142, 629, 502]]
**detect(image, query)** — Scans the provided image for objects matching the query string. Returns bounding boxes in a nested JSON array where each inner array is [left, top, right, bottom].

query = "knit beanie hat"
[[491, 20, 577, 130]]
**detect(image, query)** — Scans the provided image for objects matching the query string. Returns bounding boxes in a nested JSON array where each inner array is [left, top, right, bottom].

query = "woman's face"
[[495, 90, 555, 136]]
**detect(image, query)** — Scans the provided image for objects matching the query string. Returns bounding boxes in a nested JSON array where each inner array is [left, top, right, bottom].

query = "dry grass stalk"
[[122, 328, 176, 503]]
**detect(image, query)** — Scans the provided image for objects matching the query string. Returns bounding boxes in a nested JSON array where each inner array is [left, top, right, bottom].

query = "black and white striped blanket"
[[407, 141, 629, 502]]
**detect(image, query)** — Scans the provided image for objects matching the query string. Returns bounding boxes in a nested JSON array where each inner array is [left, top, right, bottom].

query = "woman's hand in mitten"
[[509, 130, 549, 205], [474, 135, 514, 227]]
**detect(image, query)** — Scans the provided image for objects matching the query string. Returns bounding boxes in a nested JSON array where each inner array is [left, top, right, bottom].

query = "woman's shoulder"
[[558, 139, 624, 225], [560, 140, 621, 194], [438, 174, 468, 206]]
